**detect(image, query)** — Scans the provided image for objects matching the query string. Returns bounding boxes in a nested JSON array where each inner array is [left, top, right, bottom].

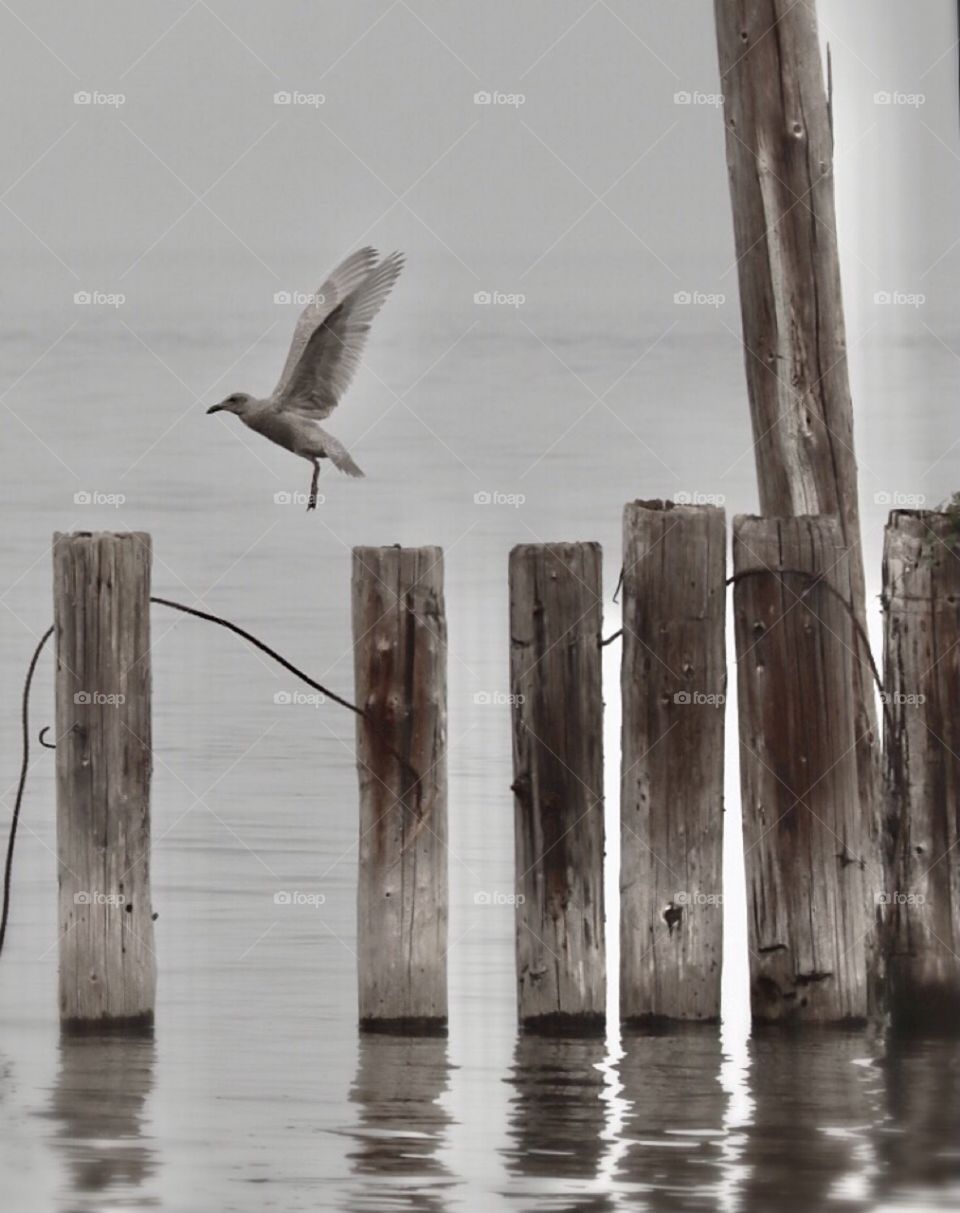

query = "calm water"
[[0, 285, 957, 1210]]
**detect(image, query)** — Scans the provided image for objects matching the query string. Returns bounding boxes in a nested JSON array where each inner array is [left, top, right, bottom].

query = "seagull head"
[[207, 392, 253, 417]]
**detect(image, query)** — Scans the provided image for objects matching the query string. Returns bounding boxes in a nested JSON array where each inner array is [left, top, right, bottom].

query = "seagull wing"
[[272, 247, 380, 398], [277, 252, 404, 420]]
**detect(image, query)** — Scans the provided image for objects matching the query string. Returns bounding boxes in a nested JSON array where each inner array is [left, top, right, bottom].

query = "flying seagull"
[[207, 247, 404, 510]]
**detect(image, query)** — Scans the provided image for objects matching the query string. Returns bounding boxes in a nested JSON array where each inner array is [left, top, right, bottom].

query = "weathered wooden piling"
[[352, 546, 447, 1033], [883, 510, 960, 1030], [733, 516, 873, 1023], [715, 0, 882, 915], [509, 543, 605, 1032], [53, 532, 156, 1031], [620, 501, 726, 1024]]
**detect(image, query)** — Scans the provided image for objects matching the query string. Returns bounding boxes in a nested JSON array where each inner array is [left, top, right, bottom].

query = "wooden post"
[[883, 510, 960, 1030], [620, 501, 726, 1024], [352, 546, 447, 1033], [509, 543, 605, 1033], [53, 532, 155, 1031], [714, 0, 881, 903], [733, 516, 874, 1023]]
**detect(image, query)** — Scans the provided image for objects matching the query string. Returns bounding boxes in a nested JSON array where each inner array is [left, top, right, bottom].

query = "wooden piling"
[[53, 532, 156, 1031], [352, 546, 447, 1033], [620, 501, 726, 1024], [715, 0, 882, 925], [509, 543, 605, 1033], [733, 516, 873, 1023], [883, 510, 960, 1030]]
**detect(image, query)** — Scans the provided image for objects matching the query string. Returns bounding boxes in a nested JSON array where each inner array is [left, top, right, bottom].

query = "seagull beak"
[[206, 403, 224, 414]]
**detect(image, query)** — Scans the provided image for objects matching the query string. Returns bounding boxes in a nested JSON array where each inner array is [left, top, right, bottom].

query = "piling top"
[[53, 531, 151, 545], [885, 509, 953, 534], [625, 498, 725, 518], [509, 540, 601, 560]]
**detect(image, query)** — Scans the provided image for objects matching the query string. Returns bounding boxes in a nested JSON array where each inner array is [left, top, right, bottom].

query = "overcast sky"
[[1, 0, 956, 326]]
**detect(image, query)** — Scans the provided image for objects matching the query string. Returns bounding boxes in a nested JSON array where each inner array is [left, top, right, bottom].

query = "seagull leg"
[[307, 459, 320, 512]]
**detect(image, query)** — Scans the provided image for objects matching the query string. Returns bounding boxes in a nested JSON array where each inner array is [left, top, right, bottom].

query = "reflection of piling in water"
[[502, 1033, 608, 1201], [742, 1030, 881, 1212], [347, 1033, 452, 1213], [619, 1025, 726, 1213], [45, 1034, 157, 1206], [876, 1039, 960, 1201]]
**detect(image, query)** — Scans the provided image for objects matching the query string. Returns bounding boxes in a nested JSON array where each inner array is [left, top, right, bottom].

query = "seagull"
[[207, 247, 404, 510]]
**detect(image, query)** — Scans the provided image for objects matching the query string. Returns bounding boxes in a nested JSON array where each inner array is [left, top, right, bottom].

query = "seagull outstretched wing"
[[272, 246, 380, 399], [276, 251, 404, 420]]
